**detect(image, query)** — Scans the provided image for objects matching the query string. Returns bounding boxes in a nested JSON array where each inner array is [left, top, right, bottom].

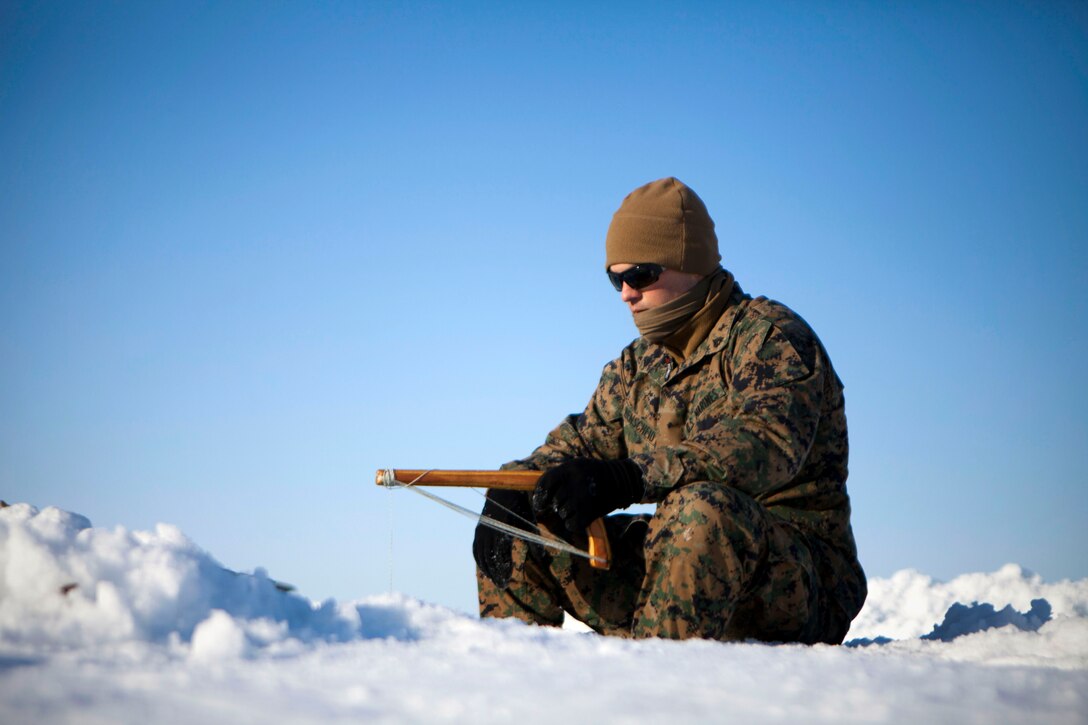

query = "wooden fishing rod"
[[375, 469, 611, 570]]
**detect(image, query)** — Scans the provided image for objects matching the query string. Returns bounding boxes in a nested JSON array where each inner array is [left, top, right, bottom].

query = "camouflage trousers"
[[478, 482, 835, 642]]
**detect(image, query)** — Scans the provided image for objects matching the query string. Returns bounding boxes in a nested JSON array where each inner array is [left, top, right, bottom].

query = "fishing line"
[[387, 483, 395, 593], [389, 471, 602, 564], [468, 486, 542, 536]]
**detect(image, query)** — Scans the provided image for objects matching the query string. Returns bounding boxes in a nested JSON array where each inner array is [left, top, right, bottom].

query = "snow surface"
[[1, 503, 1085, 723]]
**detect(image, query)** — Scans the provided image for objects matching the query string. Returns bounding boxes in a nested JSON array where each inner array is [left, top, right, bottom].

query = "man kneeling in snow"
[[473, 178, 866, 643]]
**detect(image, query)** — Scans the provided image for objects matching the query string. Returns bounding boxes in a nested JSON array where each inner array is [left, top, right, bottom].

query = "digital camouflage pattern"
[[479, 484, 829, 641], [481, 279, 866, 643]]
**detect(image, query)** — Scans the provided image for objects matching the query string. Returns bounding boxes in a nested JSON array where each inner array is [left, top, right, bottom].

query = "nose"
[[619, 282, 641, 304]]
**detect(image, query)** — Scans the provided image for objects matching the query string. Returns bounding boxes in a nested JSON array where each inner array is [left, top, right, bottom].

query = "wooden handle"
[[586, 518, 611, 570], [376, 468, 612, 570], [376, 469, 540, 491]]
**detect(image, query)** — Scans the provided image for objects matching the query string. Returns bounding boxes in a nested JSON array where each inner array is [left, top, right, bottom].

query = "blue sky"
[[2, 1, 1086, 615]]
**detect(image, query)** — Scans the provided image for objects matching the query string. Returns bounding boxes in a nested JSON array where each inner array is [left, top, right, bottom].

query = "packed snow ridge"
[[1, 503, 1086, 723]]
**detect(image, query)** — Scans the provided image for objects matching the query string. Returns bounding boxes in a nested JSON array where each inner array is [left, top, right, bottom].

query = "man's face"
[[608, 263, 704, 314]]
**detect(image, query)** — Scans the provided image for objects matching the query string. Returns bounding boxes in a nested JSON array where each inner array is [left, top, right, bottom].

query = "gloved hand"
[[472, 489, 534, 588], [531, 458, 645, 536]]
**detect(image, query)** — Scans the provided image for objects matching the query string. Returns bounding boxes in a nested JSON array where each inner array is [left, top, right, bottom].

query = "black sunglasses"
[[607, 263, 665, 292]]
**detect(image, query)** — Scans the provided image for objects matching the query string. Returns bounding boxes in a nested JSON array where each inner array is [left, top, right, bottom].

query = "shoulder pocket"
[[738, 323, 814, 392]]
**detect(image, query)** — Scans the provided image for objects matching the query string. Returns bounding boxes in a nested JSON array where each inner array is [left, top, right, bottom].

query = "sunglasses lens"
[[625, 266, 660, 289], [607, 264, 663, 291]]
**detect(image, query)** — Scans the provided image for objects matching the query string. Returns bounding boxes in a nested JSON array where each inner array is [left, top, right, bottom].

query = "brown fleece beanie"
[[605, 177, 720, 274]]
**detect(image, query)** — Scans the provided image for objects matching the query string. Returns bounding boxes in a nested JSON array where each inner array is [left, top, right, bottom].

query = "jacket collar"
[[668, 279, 748, 375]]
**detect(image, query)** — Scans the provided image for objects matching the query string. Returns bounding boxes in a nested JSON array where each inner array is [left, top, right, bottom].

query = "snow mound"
[[846, 564, 1088, 642], [0, 503, 556, 659], [0, 503, 356, 654]]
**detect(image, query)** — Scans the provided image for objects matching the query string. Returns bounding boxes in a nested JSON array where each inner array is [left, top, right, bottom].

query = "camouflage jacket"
[[506, 281, 865, 602]]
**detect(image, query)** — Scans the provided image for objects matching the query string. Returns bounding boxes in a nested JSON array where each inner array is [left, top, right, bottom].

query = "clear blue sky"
[[3, 1, 1086, 615]]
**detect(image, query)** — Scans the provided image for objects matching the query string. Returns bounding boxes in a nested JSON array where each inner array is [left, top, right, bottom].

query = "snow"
[[1, 503, 1086, 723]]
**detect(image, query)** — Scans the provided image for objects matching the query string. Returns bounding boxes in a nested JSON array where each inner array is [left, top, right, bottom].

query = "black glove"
[[531, 458, 644, 536], [472, 489, 534, 588]]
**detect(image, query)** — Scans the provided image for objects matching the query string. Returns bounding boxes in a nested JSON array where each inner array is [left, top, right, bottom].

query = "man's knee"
[[637, 482, 824, 642], [634, 483, 772, 639], [647, 482, 769, 574]]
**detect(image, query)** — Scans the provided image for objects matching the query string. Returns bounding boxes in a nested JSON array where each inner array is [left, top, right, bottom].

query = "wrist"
[[606, 458, 645, 507]]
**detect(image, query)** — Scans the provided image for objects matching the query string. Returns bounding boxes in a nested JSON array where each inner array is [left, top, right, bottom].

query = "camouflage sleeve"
[[501, 357, 629, 472], [631, 319, 824, 501]]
